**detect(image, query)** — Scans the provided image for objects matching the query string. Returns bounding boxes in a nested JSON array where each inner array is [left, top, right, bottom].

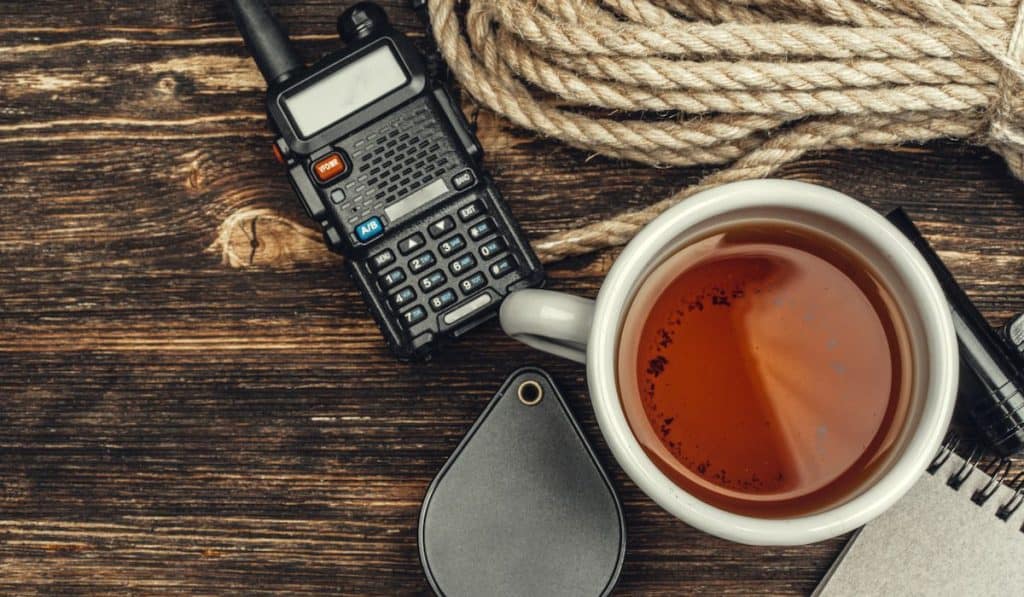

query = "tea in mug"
[[618, 223, 913, 518]]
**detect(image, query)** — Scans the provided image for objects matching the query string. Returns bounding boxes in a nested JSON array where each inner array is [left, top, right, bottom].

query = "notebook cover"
[[814, 451, 1024, 596]]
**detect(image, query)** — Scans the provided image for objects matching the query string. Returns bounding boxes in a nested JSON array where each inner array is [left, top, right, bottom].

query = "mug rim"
[[586, 179, 958, 545]]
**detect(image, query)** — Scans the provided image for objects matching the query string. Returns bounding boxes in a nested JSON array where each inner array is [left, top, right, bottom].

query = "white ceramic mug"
[[500, 180, 957, 545]]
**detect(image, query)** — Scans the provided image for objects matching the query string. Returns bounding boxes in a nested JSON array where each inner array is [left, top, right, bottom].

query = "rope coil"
[[428, 0, 1024, 262]]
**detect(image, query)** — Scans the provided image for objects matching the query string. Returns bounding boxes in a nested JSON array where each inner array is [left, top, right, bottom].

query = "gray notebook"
[[815, 448, 1024, 596]]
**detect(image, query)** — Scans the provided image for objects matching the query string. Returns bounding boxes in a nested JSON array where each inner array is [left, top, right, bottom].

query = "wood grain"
[[1, 1, 1023, 594]]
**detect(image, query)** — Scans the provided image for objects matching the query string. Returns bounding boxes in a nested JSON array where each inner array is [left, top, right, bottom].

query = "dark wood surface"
[[2, 1, 1023, 594]]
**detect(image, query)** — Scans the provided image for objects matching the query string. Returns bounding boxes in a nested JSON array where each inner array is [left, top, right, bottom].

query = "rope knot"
[[987, 4, 1024, 179]]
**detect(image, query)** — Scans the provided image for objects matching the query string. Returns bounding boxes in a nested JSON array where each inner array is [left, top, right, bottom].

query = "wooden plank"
[[1, 0, 1022, 593]]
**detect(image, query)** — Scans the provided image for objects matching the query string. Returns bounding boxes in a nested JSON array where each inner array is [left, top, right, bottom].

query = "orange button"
[[312, 152, 346, 182]]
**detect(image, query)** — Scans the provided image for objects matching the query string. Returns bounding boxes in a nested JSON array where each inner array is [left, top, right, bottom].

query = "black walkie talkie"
[[229, 0, 544, 359]]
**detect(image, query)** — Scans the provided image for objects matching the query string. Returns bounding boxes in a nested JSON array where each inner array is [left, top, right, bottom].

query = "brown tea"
[[617, 223, 912, 518]]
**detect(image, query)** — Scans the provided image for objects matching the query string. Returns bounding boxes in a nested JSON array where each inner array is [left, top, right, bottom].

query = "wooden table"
[[2, 1, 1022, 594]]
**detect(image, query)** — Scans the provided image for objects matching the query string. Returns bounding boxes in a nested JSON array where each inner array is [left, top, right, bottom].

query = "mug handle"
[[499, 289, 595, 364]]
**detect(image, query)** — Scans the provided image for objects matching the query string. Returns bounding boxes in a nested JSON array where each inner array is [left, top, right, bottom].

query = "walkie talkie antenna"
[[228, 0, 303, 85]]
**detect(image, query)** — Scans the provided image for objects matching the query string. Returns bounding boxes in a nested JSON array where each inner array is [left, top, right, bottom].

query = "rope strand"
[[428, 0, 1024, 263]]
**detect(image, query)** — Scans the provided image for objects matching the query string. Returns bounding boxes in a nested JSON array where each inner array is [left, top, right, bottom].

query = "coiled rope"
[[428, 0, 1024, 262]]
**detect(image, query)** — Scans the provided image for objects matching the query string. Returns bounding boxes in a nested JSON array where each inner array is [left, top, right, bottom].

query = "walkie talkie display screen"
[[282, 44, 408, 137]]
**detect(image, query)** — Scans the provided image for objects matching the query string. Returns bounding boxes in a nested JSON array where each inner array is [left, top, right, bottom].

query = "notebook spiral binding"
[[927, 433, 1024, 528]]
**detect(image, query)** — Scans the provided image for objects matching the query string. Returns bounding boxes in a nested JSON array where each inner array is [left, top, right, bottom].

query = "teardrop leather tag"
[[419, 367, 625, 597]]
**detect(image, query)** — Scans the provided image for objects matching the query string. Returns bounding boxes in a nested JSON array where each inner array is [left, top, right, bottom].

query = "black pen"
[[887, 208, 1024, 456]]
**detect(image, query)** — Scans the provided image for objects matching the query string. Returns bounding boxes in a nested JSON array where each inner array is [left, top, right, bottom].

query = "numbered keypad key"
[[458, 200, 484, 222], [428, 216, 456, 238], [408, 251, 436, 273], [459, 272, 487, 295], [449, 253, 476, 275], [489, 255, 516, 278], [389, 286, 416, 309], [419, 269, 447, 292], [429, 289, 457, 312], [479, 237, 506, 260], [468, 218, 495, 240], [380, 267, 406, 289], [369, 249, 395, 272], [401, 305, 427, 327], [438, 234, 466, 257]]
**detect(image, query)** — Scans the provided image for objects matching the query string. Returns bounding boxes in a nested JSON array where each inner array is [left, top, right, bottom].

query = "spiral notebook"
[[815, 442, 1024, 596]]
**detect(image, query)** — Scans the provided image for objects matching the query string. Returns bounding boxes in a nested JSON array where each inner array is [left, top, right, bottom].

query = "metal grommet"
[[517, 379, 543, 406]]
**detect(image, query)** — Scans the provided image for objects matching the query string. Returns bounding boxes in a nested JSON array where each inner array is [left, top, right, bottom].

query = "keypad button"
[[389, 286, 416, 309], [468, 218, 495, 240], [355, 217, 384, 242], [398, 232, 426, 255], [408, 251, 436, 274], [380, 267, 406, 289], [401, 305, 427, 327], [312, 152, 346, 182], [458, 201, 484, 222], [452, 169, 476, 190], [438, 234, 466, 257], [429, 289, 458, 312], [449, 253, 477, 275], [329, 188, 346, 204], [369, 249, 395, 272], [459, 272, 487, 296], [419, 270, 447, 292], [428, 216, 456, 239], [489, 256, 516, 278], [479, 237, 507, 260]]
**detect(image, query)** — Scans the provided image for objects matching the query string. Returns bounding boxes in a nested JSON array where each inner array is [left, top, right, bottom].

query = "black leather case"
[[418, 367, 625, 596]]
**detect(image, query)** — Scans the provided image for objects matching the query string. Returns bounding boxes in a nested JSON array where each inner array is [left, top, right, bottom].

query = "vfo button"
[[355, 217, 384, 242], [312, 152, 347, 182]]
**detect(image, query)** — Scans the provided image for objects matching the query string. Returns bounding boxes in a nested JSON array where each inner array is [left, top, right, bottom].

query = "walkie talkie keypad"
[[353, 189, 542, 350]]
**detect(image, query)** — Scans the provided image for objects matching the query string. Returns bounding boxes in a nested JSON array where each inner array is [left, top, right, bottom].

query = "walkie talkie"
[[229, 0, 544, 359]]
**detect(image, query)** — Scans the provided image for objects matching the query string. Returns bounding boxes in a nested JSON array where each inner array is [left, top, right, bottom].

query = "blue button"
[[355, 217, 384, 242]]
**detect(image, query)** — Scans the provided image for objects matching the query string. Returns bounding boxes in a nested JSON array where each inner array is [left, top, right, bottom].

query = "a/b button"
[[355, 217, 384, 242]]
